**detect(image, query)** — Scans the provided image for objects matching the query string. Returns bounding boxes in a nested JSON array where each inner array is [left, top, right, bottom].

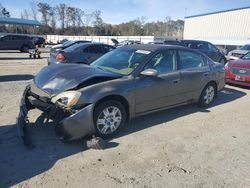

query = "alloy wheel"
[[96, 106, 122, 135]]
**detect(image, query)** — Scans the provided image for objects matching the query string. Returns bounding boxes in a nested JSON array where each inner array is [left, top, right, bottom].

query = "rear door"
[[177, 50, 210, 100], [135, 49, 186, 113]]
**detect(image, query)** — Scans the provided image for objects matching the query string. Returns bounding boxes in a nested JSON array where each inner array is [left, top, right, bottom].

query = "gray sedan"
[[17, 44, 225, 143], [48, 43, 115, 65]]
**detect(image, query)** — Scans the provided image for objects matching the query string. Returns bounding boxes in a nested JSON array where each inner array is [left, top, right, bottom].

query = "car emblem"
[[239, 69, 246, 74]]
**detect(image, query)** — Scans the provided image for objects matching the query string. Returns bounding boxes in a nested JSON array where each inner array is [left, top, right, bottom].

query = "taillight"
[[56, 54, 65, 61]]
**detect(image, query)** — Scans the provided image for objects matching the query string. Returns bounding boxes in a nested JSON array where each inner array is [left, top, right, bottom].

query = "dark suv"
[[182, 40, 227, 64], [0, 34, 34, 52]]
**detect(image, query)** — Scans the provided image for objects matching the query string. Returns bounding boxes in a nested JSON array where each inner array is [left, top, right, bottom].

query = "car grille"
[[231, 68, 250, 76], [231, 53, 243, 58]]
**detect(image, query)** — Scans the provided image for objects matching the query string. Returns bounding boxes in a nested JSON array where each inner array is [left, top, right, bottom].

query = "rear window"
[[84, 45, 103, 53]]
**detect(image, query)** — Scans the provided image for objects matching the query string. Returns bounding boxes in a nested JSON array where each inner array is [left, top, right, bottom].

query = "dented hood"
[[34, 64, 121, 96]]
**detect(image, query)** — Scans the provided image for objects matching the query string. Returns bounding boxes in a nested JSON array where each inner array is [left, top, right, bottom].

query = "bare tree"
[[92, 10, 103, 35], [37, 2, 51, 26], [83, 13, 94, 35], [30, 1, 38, 20], [20, 9, 29, 19], [49, 7, 56, 32], [56, 4, 67, 31]]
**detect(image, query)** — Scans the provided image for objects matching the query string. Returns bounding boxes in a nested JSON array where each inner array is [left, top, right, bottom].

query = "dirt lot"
[[0, 50, 250, 188]]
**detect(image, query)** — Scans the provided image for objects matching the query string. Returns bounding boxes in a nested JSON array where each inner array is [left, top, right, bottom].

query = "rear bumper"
[[17, 85, 95, 143]]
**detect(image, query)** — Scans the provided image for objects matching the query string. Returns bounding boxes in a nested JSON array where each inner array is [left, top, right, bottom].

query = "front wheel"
[[93, 100, 126, 138], [198, 83, 216, 107]]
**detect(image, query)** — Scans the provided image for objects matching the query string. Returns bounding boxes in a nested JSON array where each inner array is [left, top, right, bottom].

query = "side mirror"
[[140, 69, 158, 77]]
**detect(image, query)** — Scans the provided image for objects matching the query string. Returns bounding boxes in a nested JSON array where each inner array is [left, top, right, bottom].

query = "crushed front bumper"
[[16, 85, 96, 144]]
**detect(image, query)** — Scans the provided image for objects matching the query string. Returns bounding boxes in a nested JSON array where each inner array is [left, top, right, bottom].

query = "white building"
[[184, 7, 250, 46]]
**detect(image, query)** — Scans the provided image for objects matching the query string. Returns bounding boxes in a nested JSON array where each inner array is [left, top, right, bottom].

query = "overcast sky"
[[1, 0, 250, 24]]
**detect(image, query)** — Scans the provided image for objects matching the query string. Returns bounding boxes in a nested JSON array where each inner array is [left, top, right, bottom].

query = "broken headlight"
[[51, 91, 81, 107]]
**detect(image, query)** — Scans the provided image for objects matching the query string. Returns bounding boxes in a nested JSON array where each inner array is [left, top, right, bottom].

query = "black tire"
[[198, 83, 217, 107], [20, 45, 29, 52], [93, 100, 126, 139]]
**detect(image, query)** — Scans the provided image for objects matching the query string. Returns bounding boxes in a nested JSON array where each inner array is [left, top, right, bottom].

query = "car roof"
[[64, 42, 112, 51], [182, 39, 210, 43], [122, 44, 189, 52]]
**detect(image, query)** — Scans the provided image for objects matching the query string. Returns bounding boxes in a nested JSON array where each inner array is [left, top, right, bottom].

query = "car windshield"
[[91, 48, 151, 75], [242, 52, 250, 60], [240, 45, 250, 50]]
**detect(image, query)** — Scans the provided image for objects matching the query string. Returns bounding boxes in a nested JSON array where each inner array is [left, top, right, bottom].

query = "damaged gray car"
[[17, 44, 225, 144]]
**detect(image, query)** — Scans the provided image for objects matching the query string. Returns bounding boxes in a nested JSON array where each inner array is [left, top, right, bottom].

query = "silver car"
[[227, 44, 250, 60]]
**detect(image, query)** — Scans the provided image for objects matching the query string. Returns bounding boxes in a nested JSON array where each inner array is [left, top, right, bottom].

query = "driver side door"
[[135, 49, 185, 114]]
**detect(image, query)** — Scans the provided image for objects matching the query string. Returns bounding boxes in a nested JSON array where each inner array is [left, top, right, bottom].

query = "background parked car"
[[57, 38, 68, 44], [50, 40, 91, 53], [48, 43, 115, 65], [0, 34, 34, 52], [111, 38, 141, 47], [153, 39, 185, 46], [225, 52, 250, 87], [227, 44, 250, 60], [183, 40, 227, 64]]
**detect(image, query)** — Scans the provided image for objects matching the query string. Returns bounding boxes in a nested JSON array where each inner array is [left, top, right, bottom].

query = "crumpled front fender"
[[55, 104, 96, 141]]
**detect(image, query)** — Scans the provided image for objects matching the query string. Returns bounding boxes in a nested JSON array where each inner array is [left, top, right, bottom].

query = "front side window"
[[178, 50, 205, 69], [144, 50, 176, 74]]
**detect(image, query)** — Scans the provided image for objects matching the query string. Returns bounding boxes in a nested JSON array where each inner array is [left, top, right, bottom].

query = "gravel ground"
[[0, 50, 250, 188]]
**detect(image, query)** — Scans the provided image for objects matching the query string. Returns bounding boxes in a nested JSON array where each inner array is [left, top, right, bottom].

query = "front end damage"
[[16, 84, 96, 146]]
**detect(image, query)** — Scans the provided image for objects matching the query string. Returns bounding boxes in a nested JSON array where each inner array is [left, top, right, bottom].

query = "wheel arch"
[[94, 95, 130, 122]]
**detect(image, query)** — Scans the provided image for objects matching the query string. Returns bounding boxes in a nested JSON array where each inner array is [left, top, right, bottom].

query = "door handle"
[[172, 79, 180, 84], [203, 72, 209, 77]]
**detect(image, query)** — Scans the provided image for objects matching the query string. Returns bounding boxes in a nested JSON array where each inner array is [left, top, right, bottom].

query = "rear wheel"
[[20, 45, 29, 52], [198, 83, 216, 107], [94, 100, 126, 138]]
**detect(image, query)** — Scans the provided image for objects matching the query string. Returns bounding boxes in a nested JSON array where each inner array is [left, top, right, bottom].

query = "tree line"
[[0, 2, 184, 38]]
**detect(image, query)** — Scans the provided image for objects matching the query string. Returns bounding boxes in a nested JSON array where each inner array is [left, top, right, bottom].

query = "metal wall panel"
[[184, 8, 250, 45]]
